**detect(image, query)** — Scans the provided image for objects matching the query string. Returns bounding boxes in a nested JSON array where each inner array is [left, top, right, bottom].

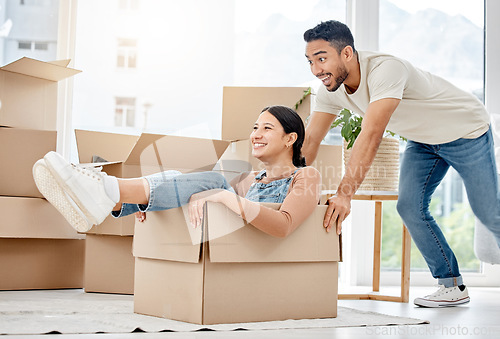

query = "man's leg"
[[397, 141, 462, 286]]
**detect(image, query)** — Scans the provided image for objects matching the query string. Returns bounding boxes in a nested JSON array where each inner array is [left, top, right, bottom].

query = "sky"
[[235, 0, 484, 32], [387, 0, 484, 27]]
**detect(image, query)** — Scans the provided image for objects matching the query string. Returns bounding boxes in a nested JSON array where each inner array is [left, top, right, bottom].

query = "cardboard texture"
[[0, 196, 84, 290], [75, 130, 231, 235], [0, 57, 81, 130], [0, 196, 84, 239], [0, 127, 57, 198], [84, 234, 135, 295], [0, 238, 85, 290], [221, 86, 311, 141], [133, 202, 340, 325]]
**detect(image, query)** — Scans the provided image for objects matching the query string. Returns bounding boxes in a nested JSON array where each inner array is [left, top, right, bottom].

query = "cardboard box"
[[0, 57, 81, 130], [84, 234, 135, 295], [133, 202, 340, 325], [0, 126, 57, 198], [221, 86, 312, 141], [0, 238, 85, 290], [0, 196, 85, 290], [75, 130, 230, 235]]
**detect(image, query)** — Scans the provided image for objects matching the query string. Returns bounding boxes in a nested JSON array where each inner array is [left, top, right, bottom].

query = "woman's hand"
[[188, 189, 227, 228], [135, 211, 146, 223]]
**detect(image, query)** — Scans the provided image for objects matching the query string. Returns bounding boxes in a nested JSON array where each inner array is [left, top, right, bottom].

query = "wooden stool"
[[325, 192, 411, 302]]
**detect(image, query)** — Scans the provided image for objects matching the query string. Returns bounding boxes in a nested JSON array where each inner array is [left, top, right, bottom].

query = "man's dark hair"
[[303, 20, 356, 54]]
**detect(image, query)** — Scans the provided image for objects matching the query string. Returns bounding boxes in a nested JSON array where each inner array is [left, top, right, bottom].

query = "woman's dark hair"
[[303, 20, 356, 54], [261, 105, 306, 167]]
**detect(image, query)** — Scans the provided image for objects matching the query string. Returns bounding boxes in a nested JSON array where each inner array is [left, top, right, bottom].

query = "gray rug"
[[0, 289, 428, 335]]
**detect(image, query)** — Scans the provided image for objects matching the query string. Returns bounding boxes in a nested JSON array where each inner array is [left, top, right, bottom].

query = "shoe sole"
[[33, 159, 93, 233], [43, 152, 103, 225], [414, 296, 470, 308]]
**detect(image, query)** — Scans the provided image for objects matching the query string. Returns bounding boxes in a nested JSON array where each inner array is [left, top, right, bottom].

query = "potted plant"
[[331, 109, 403, 192]]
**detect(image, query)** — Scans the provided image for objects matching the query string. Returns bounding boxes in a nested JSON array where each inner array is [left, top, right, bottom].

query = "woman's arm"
[[189, 167, 321, 238]]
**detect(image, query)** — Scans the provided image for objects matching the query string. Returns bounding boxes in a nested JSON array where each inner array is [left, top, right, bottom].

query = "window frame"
[[56, 0, 499, 287], [343, 0, 500, 287]]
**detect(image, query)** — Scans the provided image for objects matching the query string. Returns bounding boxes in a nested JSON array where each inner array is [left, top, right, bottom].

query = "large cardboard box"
[[0, 57, 81, 130], [0, 126, 57, 198], [0, 196, 85, 290], [75, 130, 230, 235], [84, 234, 135, 295], [222, 86, 312, 141], [133, 202, 340, 325]]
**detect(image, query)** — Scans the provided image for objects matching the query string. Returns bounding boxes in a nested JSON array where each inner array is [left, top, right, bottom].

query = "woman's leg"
[[112, 171, 233, 217]]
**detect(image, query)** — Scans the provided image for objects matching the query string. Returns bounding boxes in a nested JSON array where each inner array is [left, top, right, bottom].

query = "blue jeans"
[[112, 169, 296, 218], [112, 171, 234, 217], [397, 127, 500, 287]]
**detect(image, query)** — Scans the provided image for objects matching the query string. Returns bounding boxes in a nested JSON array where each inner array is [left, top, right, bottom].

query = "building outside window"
[[115, 97, 136, 128], [0, 0, 58, 65], [71, 0, 344, 137], [117, 38, 137, 69]]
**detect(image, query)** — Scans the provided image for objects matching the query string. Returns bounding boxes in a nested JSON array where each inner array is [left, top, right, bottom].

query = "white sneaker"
[[414, 285, 470, 307], [42, 151, 116, 226], [33, 159, 93, 232]]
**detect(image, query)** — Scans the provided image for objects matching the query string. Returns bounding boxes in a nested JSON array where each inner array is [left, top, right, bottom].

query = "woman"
[[33, 106, 321, 238]]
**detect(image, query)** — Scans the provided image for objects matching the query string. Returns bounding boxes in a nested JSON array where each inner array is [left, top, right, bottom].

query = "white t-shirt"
[[314, 51, 490, 144]]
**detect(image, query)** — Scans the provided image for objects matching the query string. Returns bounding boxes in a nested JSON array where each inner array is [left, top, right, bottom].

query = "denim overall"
[[113, 169, 297, 218], [244, 169, 298, 203]]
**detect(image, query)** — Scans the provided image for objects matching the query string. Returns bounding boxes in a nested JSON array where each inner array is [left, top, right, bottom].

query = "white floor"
[[2, 286, 499, 339]]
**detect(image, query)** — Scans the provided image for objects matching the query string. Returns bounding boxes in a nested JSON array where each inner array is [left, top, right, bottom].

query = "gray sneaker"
[[42, 151, 116, 226], [33, 159, 93, 232], [414, 285, 470, 308]]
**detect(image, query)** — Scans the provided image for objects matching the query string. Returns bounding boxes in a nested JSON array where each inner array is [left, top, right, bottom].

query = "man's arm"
[[303, 111, 337, 165], [324, 98, 401, 234]]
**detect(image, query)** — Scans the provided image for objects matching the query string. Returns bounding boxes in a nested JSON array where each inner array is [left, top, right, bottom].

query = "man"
[[302, 20, 500, 307]]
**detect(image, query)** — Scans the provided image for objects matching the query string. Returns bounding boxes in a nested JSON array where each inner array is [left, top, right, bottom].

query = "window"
[[34, 42, 49, 51], [118, 0, 139, 11], [18, 41, 31, 50], [378, 0, 484, 275], [72, 0, 344, 138], [117, 38, 137, 69], [115, 97, 136, 128], [18, 41, 50, 51]]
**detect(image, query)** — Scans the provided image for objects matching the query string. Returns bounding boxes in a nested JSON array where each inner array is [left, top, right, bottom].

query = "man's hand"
[[324, 194, 351, 235]]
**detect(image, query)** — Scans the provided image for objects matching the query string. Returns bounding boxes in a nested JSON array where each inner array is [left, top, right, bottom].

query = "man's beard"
[[328, 66, 348, 92]]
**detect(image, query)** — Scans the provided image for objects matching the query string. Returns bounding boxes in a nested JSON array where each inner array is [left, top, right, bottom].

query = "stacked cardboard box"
[[75, 130, 230, 294], [0, 58, 83, 290]]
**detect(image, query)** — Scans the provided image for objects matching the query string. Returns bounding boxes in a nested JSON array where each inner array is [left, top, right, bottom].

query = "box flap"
[[212, 139, 263, 176], [0, 57, 81, 81], [0, 197, 85, 239], [48, 59, 71, 67], [310, 144, 343, 191], [125, 133, 230, 176], [133, 206, 203, 263], [221, 87, 311, 141], [206, 202, 339, 263], [75, 129, 140, 163]]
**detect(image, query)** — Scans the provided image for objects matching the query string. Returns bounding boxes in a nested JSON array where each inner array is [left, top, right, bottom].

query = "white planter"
[[343, 137, 400, 192]]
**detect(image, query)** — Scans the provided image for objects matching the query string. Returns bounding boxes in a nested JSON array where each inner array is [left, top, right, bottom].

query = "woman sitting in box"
[[33, 106, 322, 238]]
